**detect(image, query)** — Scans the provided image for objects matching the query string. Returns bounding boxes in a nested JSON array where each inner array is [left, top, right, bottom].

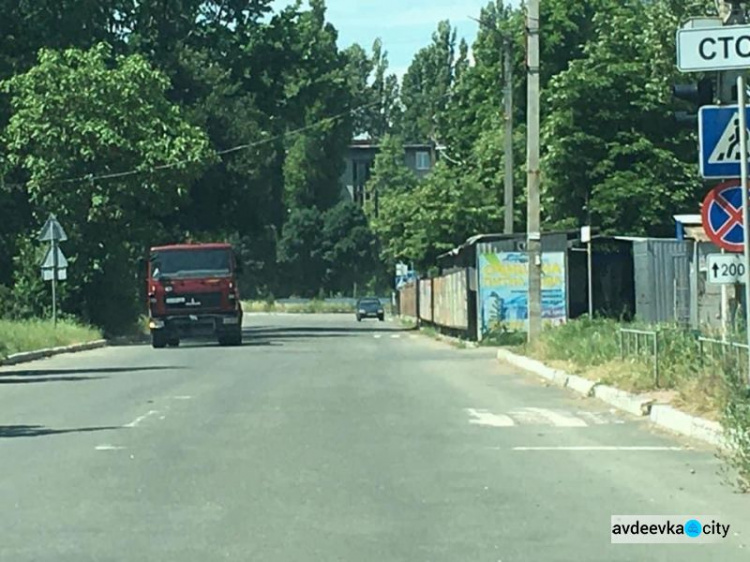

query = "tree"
[[541, 0, 705, 235], [277, 207, 326, 297], [2, 43, 213, 332], [398, 20, 458, 143], [364, 135, 419, 198], [373, 162, 502, 272], [321, 202, 380, 294]]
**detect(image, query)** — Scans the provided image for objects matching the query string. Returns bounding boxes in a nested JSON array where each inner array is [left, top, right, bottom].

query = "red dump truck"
[[146, 243, 243, 349]]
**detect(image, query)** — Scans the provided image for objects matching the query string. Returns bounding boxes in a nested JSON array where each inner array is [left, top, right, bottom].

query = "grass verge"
[[0, 318, 102, 360], [244, 299, 395, 314]]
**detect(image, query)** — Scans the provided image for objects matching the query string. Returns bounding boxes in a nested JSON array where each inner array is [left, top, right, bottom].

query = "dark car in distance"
[[356, 297, 385, 322]]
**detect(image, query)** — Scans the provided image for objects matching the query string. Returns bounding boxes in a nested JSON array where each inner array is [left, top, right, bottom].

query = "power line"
[[2, 99, 382, 190]]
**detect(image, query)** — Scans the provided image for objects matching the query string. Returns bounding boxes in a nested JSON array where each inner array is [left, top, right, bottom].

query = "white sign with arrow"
[[36, 213, 68, 326], [707, 253, 747, 284]]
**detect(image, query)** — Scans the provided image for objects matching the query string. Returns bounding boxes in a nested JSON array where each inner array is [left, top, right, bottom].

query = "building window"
[[416, 151, 431, 171]]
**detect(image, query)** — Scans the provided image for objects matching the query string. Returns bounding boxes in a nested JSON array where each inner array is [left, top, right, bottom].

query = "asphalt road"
[[0, 313, 747, 561]]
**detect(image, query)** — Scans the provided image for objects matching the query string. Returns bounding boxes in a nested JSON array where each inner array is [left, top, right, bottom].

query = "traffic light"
[[672, 77, 714, 125]]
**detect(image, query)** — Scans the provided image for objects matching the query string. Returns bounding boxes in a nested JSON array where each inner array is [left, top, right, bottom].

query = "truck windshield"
[[151, 249, 231, 279]]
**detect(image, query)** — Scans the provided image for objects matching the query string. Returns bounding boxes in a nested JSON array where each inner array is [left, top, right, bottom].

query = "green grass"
[[0, 318, 102, 360], [518, 318, 741, 415], [244, 300, 395, 315]]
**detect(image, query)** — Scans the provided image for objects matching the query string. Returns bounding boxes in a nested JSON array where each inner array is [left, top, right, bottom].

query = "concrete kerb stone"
[[592, 385, 654, 417], [495, 347, 729, 449], [566, 374, 599, 398], [496, 349, 569, 387], [1, 339, 107, 366], [649, 404, 727, 450]]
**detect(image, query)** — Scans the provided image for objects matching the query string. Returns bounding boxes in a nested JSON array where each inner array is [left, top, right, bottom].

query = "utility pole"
[[503, 38, 514, 235], [526, 0, 542, 341]]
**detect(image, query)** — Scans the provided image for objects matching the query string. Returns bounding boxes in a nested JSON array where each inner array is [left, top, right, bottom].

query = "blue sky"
[[270, 0, 507, 79]]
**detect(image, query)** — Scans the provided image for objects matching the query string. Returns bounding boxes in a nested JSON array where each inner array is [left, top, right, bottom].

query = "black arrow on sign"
[[712, 263, 719, 278]]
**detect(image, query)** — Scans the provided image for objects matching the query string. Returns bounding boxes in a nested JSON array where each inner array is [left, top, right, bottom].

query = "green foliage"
[[397, 20, 459, 143], [278, 202, 381, 297], [541, 1, 702, 235], [373, 161, 502, 271], [720, 378, 750, 492], [2, 43, 213, 333], [277, 207, 326, 297], [0, 318, 101, 359]]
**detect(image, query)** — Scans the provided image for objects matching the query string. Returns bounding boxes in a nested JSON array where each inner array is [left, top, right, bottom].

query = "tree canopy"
[[0, 0, 723, 331]]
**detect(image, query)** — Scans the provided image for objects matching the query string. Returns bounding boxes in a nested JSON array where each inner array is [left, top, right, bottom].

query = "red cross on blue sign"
[[701, 180, 747, 252]]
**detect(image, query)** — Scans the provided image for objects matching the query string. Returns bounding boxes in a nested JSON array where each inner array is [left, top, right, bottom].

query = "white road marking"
[[95, 445, 125, 451], [124, 410, 160, 428], [373, 335, 382, 339], [515, 407, 588, 427], [467, 408, 515, 427], [172, 395, 192, 400], [511, 446, 688, 452], [391, 334, 401, 339], [409, 335, 418, 339], [576, 411, 619, 425]]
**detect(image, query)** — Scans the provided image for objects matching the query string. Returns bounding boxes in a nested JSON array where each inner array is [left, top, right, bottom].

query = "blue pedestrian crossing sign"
[[699, 105, 750, 179]]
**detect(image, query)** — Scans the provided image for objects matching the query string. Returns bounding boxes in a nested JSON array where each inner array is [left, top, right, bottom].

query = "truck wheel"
[[151, 331, 168, 349], [167, 337, 180, 348], [219, 329, 242, 347], [378, 315, 384, 322]]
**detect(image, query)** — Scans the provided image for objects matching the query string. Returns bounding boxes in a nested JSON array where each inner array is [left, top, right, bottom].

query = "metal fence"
[[698, 337, 749, 380], [619, 328, 660, 387], [620, 328, 750, 388]]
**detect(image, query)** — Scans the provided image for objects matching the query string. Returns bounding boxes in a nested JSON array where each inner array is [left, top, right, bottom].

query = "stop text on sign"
[[677, 25, 750, 72]]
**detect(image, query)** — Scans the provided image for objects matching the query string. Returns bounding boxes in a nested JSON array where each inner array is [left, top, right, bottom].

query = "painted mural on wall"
[[478, 252, 567, 334]]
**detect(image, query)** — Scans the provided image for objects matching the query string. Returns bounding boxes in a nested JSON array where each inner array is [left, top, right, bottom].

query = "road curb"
[[593, 384, 654, 417], [649, 404, 726, 449], [566, 374, 599, 397], [495, 347, 725, 448], [496, 349, 569, 387], [0, 340, 108, 366]]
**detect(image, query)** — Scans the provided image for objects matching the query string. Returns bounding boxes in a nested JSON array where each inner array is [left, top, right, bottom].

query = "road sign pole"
[[721, 248, 729, 341], [52, 239, 58, 327], [737, 74, 750, 382]]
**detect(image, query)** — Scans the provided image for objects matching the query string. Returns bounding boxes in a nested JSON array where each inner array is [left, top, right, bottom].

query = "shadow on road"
[[0, 375, 108, 384], [0, 425, 119, 438], [247, 324, 416, 336], [0, 366, 183, 378]]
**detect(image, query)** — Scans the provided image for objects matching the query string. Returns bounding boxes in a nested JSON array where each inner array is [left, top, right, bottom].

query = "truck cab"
[[146, 243, 243, 348]]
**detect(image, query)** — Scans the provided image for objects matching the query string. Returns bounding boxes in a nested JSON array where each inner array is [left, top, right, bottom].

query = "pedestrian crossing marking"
[[466, 407, 621, 428], [521, 407, 588, 427], [708, 113, 748, 163], [467, 408, 515, 427]]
